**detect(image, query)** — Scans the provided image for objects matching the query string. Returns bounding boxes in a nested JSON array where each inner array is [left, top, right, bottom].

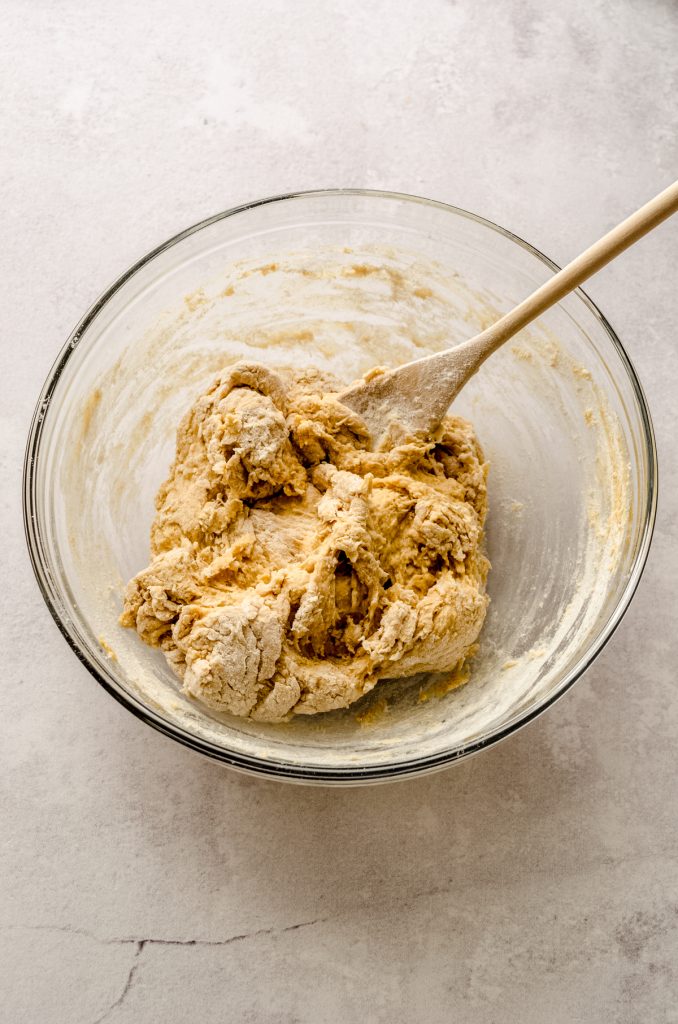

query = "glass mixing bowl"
[[24, 190, 657, 784]]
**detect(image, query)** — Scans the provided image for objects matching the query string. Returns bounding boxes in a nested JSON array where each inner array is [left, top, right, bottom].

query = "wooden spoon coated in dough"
[[339, 179, 678, 448]]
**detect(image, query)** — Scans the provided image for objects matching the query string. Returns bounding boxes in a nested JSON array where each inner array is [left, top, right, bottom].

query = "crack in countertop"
[[12, 918, 329, 1023], [92, 941, 143, 1024], [10, 916, 329, 948]]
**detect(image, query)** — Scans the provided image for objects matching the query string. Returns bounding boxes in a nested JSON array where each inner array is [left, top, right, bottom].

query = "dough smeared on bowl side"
[[121, 362, 490, 721]]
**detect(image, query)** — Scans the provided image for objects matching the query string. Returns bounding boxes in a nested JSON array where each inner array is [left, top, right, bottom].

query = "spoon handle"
[[471, 178, 678, 362], [339, 179, 678, 448]]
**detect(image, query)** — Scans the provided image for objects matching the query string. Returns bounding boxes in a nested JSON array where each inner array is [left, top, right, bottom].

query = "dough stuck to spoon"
[[120, 361, 490, 722]]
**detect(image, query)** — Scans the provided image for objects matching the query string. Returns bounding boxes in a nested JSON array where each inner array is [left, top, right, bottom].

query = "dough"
[[121, 362, 490, 721]]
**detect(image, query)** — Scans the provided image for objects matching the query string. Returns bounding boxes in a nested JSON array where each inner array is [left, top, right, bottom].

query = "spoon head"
[[339, 358, 466, 451]]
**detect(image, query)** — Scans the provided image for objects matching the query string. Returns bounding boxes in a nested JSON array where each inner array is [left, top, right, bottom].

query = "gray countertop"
[[3, 1, 677, 1021]]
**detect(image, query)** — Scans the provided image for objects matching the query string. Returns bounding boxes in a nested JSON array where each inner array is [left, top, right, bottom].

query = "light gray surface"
[[2, 1, 678, 1021]]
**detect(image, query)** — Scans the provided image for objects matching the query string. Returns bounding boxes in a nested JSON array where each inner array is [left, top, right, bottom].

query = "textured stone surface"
[[2, 1, 678, 1021]]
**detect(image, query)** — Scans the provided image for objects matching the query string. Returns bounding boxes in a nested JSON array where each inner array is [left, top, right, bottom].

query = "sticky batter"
[[121, 362, 490, 721]]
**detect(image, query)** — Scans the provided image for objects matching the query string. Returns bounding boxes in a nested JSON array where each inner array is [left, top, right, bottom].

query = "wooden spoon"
[[339, 180, 678, 448]]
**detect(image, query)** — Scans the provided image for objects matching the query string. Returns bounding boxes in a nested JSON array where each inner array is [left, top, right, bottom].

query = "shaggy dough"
[[121, 362, 490, 721]]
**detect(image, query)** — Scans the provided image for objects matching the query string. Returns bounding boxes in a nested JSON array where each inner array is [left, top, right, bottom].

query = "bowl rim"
[[23, 187, 658, 784]]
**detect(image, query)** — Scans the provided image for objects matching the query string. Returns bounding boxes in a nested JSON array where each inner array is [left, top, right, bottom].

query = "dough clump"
[[121, 362, 490, 721]]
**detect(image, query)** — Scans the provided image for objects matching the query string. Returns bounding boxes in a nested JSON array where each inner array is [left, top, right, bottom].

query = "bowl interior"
[[28, 192, 653, 780]]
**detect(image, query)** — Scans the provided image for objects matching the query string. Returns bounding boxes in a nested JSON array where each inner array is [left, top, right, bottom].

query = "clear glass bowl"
[[24, 190, 657, 784]]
